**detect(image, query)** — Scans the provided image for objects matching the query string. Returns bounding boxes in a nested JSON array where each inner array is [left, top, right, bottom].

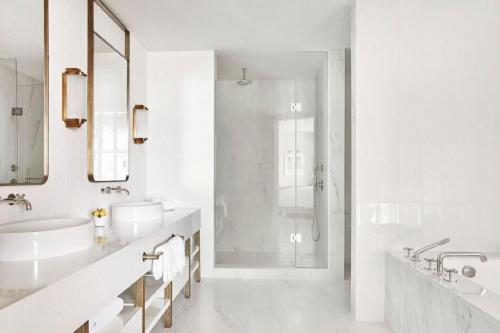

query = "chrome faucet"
[[0, 193, 32, 211], [101, 186, 130, 195], [410, 237, 450, 262], [436, 252, 487, 276]]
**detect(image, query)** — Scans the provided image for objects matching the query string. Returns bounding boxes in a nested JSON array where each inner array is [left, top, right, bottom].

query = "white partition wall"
[[145, 51, 216, 277], [352, 0, 500, 322]]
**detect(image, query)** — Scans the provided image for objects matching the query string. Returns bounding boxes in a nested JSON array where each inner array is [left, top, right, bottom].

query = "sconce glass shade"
[[133, 105, 149, 144], [62, 68, 87, 128]]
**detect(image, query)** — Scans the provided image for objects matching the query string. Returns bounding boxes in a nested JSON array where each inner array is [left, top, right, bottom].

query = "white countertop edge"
[[0, 208, 201, 333]]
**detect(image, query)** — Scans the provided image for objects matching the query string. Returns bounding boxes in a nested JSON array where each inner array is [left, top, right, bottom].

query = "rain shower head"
[[236, 67, 252, 86]]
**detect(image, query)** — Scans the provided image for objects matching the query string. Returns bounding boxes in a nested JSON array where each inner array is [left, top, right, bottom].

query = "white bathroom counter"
[[0, 208, 200, 333]]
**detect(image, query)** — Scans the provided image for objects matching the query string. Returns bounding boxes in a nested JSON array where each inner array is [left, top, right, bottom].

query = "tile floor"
[[159, 279, 392, 333]]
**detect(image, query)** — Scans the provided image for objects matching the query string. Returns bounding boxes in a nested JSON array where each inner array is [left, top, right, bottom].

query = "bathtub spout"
[[436, 252, 488, 276], [411, 238, 450, 262]]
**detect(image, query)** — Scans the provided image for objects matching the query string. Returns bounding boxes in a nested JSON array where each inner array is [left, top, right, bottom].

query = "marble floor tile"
[[152, 279, 392, 333]]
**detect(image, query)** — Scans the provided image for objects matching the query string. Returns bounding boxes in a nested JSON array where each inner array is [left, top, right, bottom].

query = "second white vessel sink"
[[112, 201, 163, 238], [0, 218, 94, 262]]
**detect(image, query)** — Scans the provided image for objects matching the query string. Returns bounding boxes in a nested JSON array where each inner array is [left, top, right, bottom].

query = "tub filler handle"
[[403, 247, 414, 257], [423, 257, 437, 271], [443, 267, 458, 282]]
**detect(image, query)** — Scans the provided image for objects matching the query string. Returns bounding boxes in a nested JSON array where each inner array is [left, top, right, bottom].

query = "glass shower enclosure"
[[0, 58, 44, 184], [215, 51, 328, 268]]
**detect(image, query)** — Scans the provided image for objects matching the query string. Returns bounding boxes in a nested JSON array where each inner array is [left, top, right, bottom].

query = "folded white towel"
[[157, 236, 185, 283], [150, 236, 187, 282], [171, 236, 186, 273], [89, 297, 124, 333], [151, 251, 164, 280], [154, 242, 172, 282]]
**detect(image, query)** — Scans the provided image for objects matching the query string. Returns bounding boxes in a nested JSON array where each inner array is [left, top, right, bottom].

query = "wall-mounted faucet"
[[436, 252, 487, 276], [410, 237, 450, 262], [101, 186, 130, 195], [0, 193, 32, 211]]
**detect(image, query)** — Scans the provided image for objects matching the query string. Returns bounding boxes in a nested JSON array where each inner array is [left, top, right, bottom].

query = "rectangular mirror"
[[88, 0, 130, 182], [0, 0, 48, 185]]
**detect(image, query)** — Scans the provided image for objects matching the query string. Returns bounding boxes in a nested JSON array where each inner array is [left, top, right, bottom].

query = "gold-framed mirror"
[[0, 0, 49, 186], [87, 0, 130, 182]]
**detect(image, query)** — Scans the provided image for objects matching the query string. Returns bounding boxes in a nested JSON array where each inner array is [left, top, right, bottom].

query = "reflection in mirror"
[[92, 35, 128, 180], [0, 0, 48, 185], [88, 0, 129, 182]]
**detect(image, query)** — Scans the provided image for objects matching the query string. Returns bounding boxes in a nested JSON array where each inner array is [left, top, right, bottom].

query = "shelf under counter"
[[191, 245, 200, 261], [145, 298, 171, 333]]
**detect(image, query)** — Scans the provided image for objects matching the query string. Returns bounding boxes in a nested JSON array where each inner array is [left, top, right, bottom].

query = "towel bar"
[[142, 234, 185, 262], [142, 252, 163, 261]]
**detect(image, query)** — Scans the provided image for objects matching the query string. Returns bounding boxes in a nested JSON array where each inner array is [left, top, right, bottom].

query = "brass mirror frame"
[[1, 0, 49, 186], [87, 0, 130, 182]]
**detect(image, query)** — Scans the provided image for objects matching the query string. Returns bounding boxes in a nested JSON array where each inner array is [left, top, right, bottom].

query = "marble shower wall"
[[0, 62, 44, 183], [16, 75, 44, 182], [0, 61, 17, 182]]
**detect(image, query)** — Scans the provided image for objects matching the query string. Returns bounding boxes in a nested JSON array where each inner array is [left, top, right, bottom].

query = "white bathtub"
[[445, 255, 500, 295], [387, 251, 500, 332]]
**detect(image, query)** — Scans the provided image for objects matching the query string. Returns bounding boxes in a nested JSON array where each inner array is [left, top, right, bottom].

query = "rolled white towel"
[[89, 297, 124, 333]]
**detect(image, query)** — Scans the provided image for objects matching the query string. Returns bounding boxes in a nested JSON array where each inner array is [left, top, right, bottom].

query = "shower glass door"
[[294, 51, 328, 268], [0, 59, 19, 182], [215, 51, 328, 268]]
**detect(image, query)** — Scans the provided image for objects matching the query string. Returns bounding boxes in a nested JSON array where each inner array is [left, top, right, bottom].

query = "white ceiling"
[[217, 50, 327, 80], [104, 0, 351, 51], [104, 0, 351, 79]]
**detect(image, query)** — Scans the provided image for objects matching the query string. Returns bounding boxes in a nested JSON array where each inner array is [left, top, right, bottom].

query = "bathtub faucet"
[[436, 252, 487, 276], [410, 237, 450, 262]]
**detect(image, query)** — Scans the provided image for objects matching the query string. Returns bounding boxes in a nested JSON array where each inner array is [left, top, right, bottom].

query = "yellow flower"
[[92, 208, 108, 218]]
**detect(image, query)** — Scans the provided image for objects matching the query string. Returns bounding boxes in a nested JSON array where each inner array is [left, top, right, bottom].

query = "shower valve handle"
[[403, 247, 414, 257]]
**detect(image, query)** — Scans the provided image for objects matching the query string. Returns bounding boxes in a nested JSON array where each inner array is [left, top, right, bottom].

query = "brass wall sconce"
[[62, 67, 87, 128], [133, 104, 149, 144]]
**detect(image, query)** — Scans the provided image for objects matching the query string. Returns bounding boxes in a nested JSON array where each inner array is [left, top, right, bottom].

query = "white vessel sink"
[[0, 218, 94, 262], [112, 201, 163, 238]]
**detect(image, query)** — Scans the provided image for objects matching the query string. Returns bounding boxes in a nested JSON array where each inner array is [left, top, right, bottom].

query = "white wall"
[[145, 51, 216, 277], [352, 0, 500, 321], [0, 0, 147, 224]]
